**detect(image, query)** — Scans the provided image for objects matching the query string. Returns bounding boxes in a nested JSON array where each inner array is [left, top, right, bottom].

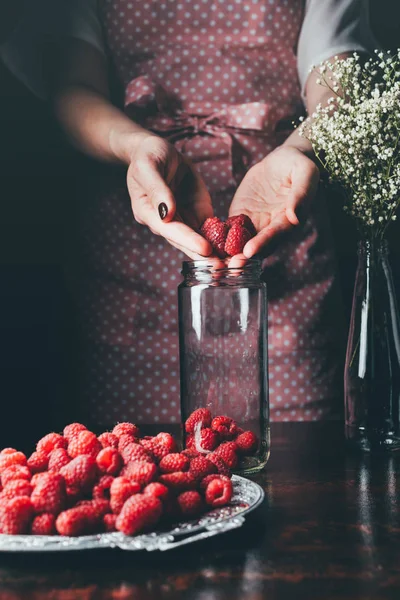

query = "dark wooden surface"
[[0, 422, 399, 599]]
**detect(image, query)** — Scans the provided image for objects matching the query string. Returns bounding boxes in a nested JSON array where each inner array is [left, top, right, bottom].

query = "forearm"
[[54, 84, 151, 164], [283, 52, 352, 156], [282, 88, 333, 157]]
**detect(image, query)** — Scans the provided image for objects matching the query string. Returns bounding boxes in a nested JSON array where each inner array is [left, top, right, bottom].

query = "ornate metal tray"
[[0, 475, 263, 552]]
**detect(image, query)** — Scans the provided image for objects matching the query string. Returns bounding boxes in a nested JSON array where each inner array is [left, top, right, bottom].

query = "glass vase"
[[344, 238, 400, 451], [178, 258, 270, 474]]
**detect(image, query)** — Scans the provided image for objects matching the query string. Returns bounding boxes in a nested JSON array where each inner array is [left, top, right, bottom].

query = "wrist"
[[282, 130, 315, 159], [109, 127, 155, 164]]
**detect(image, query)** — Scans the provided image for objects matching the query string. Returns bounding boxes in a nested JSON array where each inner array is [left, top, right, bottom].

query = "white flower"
[[297, 50, 400, 238]]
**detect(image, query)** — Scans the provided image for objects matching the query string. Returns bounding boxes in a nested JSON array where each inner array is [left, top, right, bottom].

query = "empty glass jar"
[[178, 258, 270, 474]]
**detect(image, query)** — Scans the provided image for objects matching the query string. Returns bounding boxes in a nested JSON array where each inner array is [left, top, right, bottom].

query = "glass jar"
[[345, 239, 400, 451], [178, 258, 270, 474]]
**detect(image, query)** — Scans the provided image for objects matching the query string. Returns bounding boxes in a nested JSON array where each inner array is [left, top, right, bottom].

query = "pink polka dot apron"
[[76, 0, 346, 428]]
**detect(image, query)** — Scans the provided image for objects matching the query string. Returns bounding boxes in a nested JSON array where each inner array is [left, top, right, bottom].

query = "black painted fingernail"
[[158, 203, 168, 220]]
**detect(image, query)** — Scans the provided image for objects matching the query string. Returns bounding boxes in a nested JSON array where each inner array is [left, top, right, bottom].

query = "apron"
[[75, 0, 345, 428]]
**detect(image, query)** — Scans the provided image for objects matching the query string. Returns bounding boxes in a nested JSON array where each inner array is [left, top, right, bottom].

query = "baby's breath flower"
[[298, 50, 400, 239]]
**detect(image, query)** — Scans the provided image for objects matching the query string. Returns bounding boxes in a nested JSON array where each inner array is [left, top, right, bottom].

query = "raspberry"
[[48, 448, 70, 473], [31, 473, 66, 515], [177, 490, 203, 518], [115, 494, 162, 536], [68, 431, 102, 459], [226, 213, 257, 236], [142, 482, 169, 502], [0, 448, 17, 456], [31, 513, 56, 535], [1, 465, 31, 487], [0, 496, 33, 534], [66, 486, 83, 505], [112, 422, 140, 439], [56, 505, 100, 536], [63, 423, 87, 441], [96, 447, 122, 475], [189, 456, 217, 480], [154, 432, 177, 453], [31, 472, 50, 487], [181, 448, 199, 459], [199, 474, 232, 491], [121, 442, 153, 465], [27, 451, 48, 474], [0, 451, 27, 472], [98, 432, 119, 449], [159, 453, 190, 474], [211, 416, 238, 440], [200, 217, 228, 258], [76, 499, 110, 519], [218, 441, 239, 453], [36, 433, 67, 456], [206, 454, 231, 477], [158, 472, 197, 492], [110, 477, 141, 514], [118, 434, 137, 453], [186, 435, 195, 448], [214, 442, 239, 469], [103, 513, 117, 532], [235, 431, 258, 454], [93, 475, 114, 500], [185, 408, 212, 434], [140, 438, 170, 462], [195, 428, 219, 452], [204, 477, 233, 507], [224, 222, 253, 256], [60, 455, 98, 492], [121, 461, 157, 486], [0, 479, 33, 501]]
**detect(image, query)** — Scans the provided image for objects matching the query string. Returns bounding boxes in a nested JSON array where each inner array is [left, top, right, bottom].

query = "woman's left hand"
[[229, 145, 320, 258]]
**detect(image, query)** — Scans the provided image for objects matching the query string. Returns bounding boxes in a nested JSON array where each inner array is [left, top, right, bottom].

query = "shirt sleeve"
[[0, 0, 104, 99], [297, 0, 378, 94]]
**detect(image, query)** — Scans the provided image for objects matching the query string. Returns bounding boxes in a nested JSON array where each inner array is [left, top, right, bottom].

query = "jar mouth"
[[182, 257, 261, 272], [181, 257, 262, 283]]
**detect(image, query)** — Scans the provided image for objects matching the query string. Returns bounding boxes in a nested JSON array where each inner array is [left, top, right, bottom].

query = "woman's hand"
[[52, 39, 212, 260], [127, 134, 213, 259], [228, 145, 320, 258]]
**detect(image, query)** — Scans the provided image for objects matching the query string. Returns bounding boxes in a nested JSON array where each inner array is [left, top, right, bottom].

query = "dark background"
[[0, 1, 399, 449]]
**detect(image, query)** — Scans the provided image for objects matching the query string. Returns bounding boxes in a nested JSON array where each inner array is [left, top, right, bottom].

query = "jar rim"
[[181, 257, 262, 283], [182, 257, 261, 269]]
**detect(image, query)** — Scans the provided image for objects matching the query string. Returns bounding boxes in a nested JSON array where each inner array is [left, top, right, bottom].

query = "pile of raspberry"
[[0, 414, 256, 538], [200, 214, 256, 257], [184, 409, 258, 468]]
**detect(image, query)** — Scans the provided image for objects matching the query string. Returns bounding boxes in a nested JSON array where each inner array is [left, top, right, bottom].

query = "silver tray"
[[0, 475, 264, 552]]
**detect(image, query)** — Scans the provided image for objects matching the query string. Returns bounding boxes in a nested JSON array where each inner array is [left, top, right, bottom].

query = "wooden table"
[[0, 422, 399, 599]]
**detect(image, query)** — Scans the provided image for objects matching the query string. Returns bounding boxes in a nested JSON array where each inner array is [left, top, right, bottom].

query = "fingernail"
[[158, 203, 168, 220]]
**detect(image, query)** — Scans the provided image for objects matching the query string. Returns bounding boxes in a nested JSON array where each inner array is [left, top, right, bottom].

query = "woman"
[[1, 0, 375, 427]]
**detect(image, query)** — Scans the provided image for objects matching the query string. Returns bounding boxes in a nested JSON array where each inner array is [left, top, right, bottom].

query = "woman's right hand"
[[52, 40, 212, 259], [126, 133, 214, 259]]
